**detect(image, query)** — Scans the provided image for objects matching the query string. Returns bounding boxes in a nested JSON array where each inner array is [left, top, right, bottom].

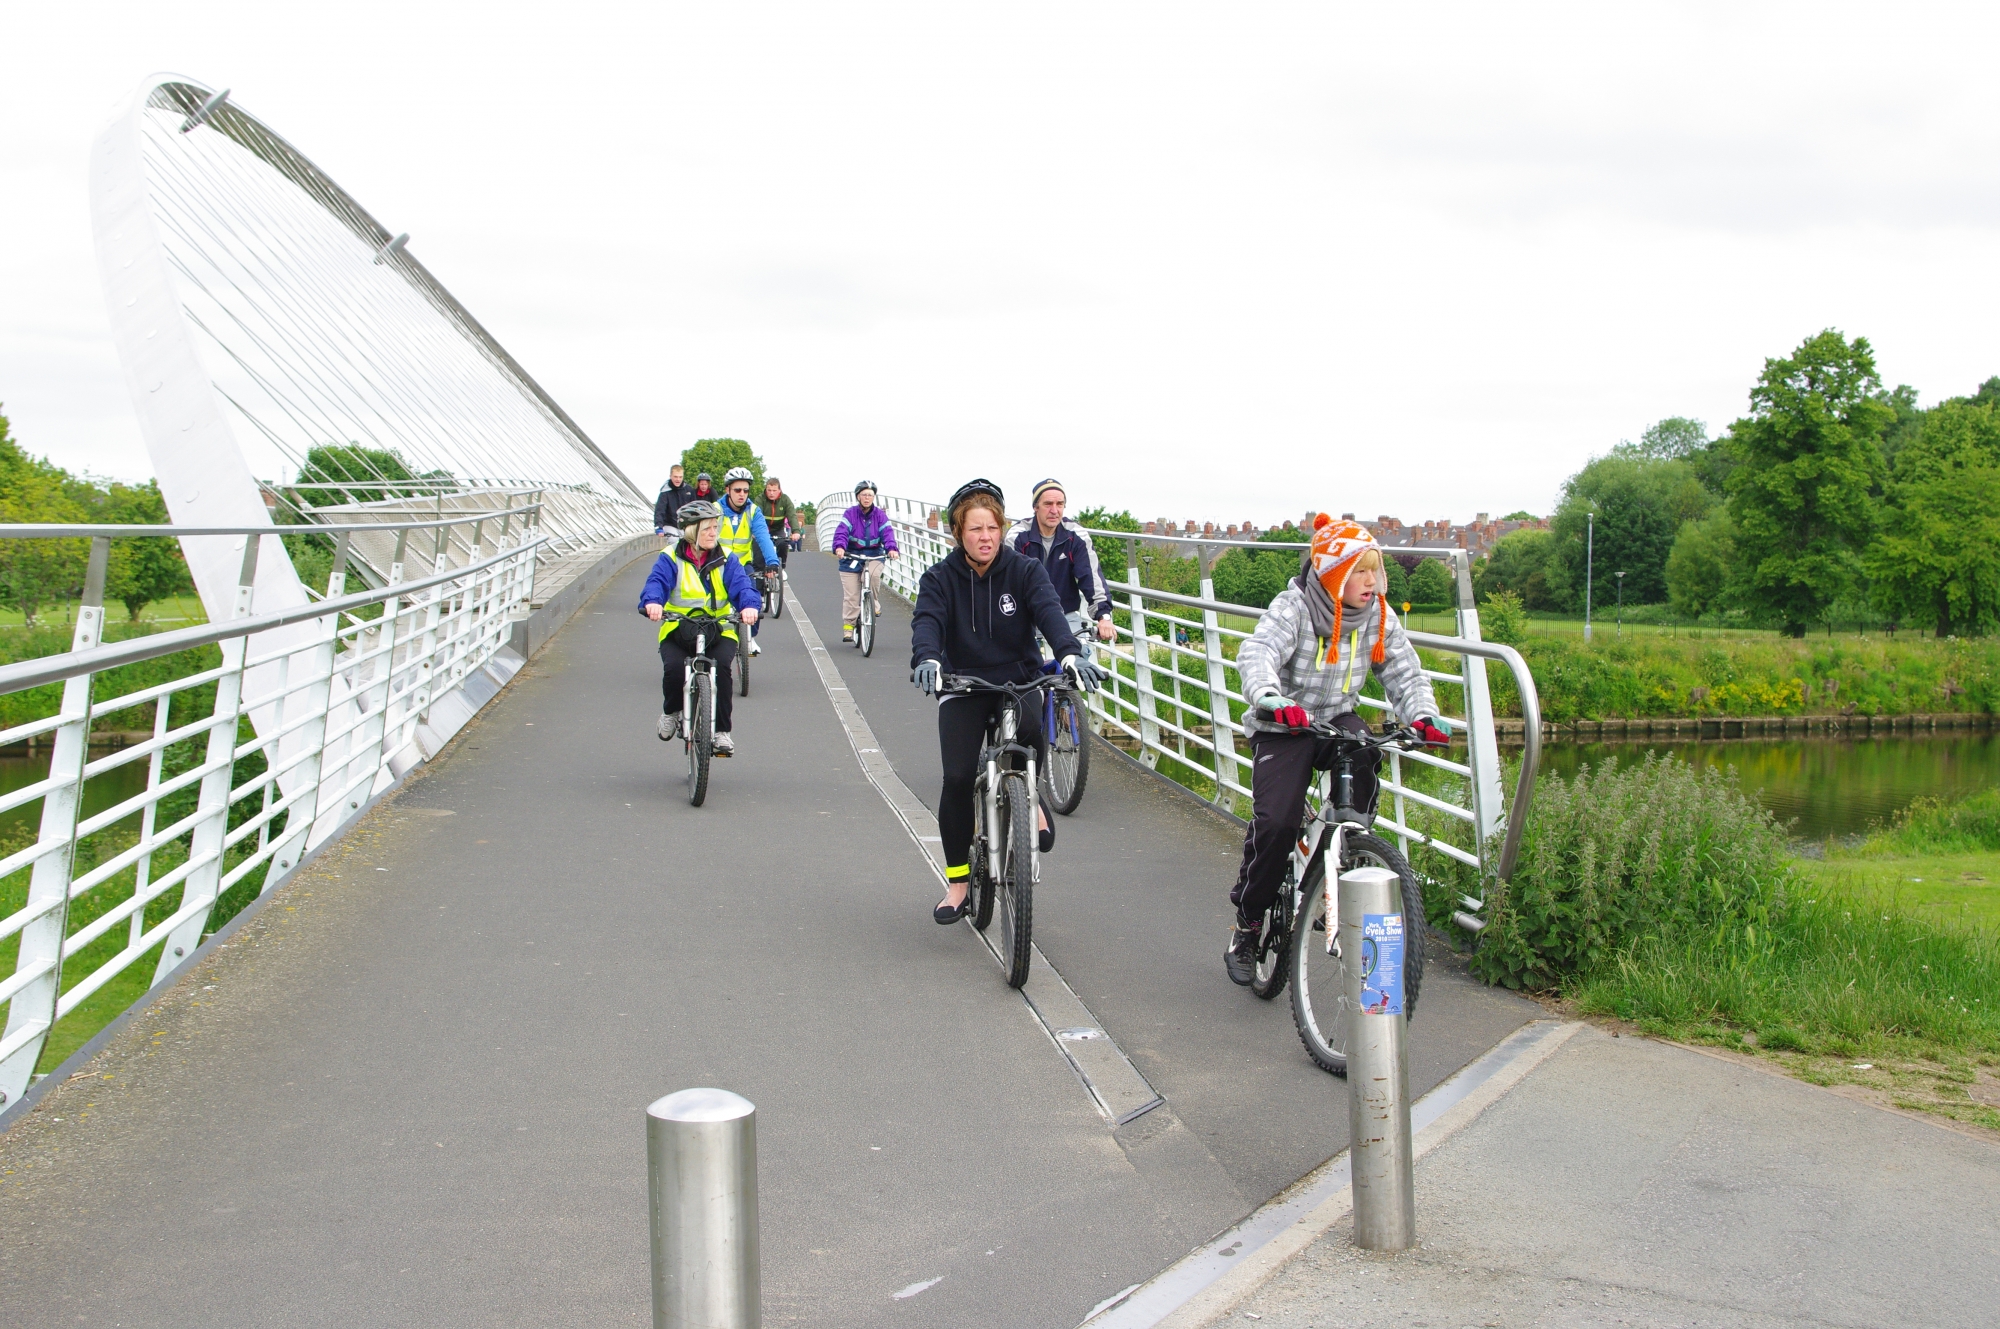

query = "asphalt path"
[[789, 552, 1538, 1205], [0, 551, 1537, 1329]]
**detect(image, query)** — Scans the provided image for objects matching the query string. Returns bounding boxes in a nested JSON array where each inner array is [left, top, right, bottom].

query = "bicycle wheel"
[[997, 770, 1034, 988], [1045, 689, 1090, 814], [766, 571, 785, 620], [1288, 833, 1422, 1075], [686, 671, 713, 808], [859, 592, 876, 657], [735, 639, 750, 697], [1250, 879, 1293, 1001], [968, 835, 995, 932]]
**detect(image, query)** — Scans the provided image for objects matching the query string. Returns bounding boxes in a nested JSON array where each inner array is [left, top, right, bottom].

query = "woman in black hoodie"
[[911, 480, 1107, 924]]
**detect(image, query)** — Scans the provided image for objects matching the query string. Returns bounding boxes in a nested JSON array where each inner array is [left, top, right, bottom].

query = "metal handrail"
[[0, 507, 543, 540]]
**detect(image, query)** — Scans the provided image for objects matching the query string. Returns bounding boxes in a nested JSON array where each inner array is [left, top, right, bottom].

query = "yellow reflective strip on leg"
[[944, 863, 970, 880]]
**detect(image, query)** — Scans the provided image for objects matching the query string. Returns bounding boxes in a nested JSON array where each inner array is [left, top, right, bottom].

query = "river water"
[[1538, 733, 2000, 841]]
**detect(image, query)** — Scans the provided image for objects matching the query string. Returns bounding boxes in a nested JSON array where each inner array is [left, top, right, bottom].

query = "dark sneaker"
[[1223, 922, 1260, 986]]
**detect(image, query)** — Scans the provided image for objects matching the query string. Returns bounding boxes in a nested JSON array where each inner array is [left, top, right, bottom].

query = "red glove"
[[1412, 717, 1451, 746], [1258, 694, 1311, 731]]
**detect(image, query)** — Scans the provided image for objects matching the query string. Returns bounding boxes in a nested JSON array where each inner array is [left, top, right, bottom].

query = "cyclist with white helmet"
[[639, 499, 762, 757], [831, 481, 900, 644], [716, 466, 781, 657]]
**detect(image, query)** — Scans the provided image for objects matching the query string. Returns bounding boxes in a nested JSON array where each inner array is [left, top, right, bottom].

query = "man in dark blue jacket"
[[1008, 478, 1116, 644]]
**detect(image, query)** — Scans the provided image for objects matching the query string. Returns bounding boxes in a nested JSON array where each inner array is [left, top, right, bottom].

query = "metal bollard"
[[1340, 865, 1415, 1251], [647, 1088, 761, 1329]]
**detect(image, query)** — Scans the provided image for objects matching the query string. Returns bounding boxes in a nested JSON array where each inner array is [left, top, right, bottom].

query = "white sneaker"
[[747, 638, 762, 656], [714, 732, 736, 757], [657, 712, 680, 741]]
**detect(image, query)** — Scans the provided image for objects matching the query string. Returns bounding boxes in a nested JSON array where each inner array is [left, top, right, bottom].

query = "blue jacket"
[[833, 504, 900, 571], [637, 542, 763, 620]]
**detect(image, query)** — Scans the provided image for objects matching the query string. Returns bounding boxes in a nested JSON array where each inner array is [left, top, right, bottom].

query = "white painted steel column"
[[1122, 542, 1160, 765], [648, 1088, 760, 1329], [275, 535, 349, 873], [153, 535, 261, 983], [0, 539, 110, 1107], [1341, 864, 1415, 1251], [1196, 546, 1238, 805], [1450, 551, 1505, 849]]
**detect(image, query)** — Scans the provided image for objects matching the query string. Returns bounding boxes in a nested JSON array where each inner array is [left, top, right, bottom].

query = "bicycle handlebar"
[[938, 674, 1055, 698], [1304, 719, 1429, 751]]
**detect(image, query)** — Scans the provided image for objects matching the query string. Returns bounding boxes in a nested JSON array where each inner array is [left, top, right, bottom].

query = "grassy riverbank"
[[1471, 760, 2000, 1132]]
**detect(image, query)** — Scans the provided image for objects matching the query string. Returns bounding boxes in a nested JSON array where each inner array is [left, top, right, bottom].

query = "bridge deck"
[[0, 552, 1535, 1328]]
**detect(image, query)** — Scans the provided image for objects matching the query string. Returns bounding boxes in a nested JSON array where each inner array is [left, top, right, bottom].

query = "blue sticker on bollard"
[[1360, 913, 1404, 1015]]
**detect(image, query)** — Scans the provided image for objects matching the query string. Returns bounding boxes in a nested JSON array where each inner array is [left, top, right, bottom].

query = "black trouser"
[[1229, 712, 1378, 927], [938, 691, 1047, 878], [659, 620, 737, 732]]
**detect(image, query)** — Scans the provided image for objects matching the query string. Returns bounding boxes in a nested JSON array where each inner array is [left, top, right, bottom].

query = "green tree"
[[1500, 510, 1538, 521], [1547, 455, 1712, 608], [103, 481, 192, 621], [1665, 509, 1738, 619], [1614, 416, 1708, 462], [680, 439, 764, 490], [1210, 544, 1294, 609], [1383, 553, 1410, 608], [292, 444, 436, 508], [1408, 558, 1454, 610], [1723, 329, 1891, 637], [1075, 506, 1142, 582], [1866, 399, 2000, 636], [0, 409, 89, 624], [1474, 528, 1559, 609]]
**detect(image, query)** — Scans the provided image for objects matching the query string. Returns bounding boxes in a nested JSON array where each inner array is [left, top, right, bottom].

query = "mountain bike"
[[1243, 720, 1431, 1076], [678, 613, 742, 808], [940, 673, 1053, 989], [851, 556, 886, 657]]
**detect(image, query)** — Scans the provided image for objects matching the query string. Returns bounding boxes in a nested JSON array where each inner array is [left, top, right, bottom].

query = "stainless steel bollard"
[[647, 1088, 761, 1329], [1340, 865, 1415, 1251]]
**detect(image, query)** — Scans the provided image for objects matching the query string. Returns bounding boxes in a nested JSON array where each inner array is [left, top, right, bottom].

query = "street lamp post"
[[1583, 511, 1595, 643], [1616, 570, 1626, 637]]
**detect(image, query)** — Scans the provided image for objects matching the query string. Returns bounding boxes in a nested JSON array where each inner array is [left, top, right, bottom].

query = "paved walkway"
[[0, 552, 1537, 1328], [1202, 1026, 2000, 1328]]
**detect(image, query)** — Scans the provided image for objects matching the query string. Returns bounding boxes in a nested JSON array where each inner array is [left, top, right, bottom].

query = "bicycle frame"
[[1283, 725, 1425, 957], [978, 694, 1041, 883]]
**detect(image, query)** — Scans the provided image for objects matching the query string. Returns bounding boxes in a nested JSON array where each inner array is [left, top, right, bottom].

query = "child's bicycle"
[[1245, 720, 1431, 1075], [677, 613, 743, 808], [939, 673, 1053, 989]]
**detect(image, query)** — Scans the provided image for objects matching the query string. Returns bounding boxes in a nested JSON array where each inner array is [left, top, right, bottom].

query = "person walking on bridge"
[[717, 467, 780, 657], [832, 482, 901, 644], [654, 463, 693, 535], [1007, 477, 1117, 645], [909, 479, 1108, 924], [1223, 515, 1450, 985], [640, 499, 761, 757]]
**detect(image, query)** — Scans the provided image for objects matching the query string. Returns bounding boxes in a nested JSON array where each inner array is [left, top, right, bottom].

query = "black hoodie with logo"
[[911, 544, 1083, 685]]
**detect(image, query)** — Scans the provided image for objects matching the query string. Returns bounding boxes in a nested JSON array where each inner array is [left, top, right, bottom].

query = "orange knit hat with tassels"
[[1307, 513, 1389, 664]]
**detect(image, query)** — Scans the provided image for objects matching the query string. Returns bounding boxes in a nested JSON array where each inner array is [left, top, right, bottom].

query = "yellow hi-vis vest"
[[658, 551, 739, 643], [718, 503, 757, 564]]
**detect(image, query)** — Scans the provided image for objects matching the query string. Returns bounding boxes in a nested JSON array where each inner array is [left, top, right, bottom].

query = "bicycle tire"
[[1046, 689, 1090, 814], [997, 771, 1034, 988], [1287, 832, 1422, 1075], [766, 571, 785, 620], [736, 640, 750, 697], [968, 837, 995, 932], [1250, 881, 1293, 1001], [859, 596, 875, 657], [686, 671, 713, 808]]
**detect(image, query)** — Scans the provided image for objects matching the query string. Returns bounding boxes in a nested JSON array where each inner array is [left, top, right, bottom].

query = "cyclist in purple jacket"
[[832, 481, 901, 643]]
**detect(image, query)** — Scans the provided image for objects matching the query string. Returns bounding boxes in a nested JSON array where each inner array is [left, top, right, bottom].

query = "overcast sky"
[[5, 2, 1999, 527]]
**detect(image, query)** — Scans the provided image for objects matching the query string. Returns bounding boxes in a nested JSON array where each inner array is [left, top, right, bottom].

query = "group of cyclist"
[[641, 466, 1455, 986]]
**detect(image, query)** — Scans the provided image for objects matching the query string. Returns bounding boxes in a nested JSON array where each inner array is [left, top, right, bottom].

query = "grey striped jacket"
[[1235, 583, 1439, 737]]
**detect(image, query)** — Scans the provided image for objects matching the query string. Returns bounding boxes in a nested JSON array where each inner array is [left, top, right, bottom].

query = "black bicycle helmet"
[[947, 478, 1003, 511], [854, 480, 877, 497], [676, 498, 722, 529]]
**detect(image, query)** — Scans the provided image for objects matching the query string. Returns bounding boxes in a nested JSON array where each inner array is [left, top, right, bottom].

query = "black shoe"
[[1038, 790, 1055, 853], [1223, 922, 1260, 986], [934, 895, 970, 924]]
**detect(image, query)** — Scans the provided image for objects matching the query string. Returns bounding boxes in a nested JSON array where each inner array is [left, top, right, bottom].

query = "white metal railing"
[[0, 509, 544, 1108], [850, 494, 1541, 902]]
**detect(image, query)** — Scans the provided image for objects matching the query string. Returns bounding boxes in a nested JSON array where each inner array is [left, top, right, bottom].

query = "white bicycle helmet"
[[723, 466, 755, 486]]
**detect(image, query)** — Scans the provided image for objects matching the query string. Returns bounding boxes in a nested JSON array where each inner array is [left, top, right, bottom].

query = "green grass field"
[[0, 594, 208, 631], [1795, 853, 2000, 933]]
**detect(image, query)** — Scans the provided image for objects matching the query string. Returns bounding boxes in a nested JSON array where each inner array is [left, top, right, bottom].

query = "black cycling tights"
[[937, 692, 1046, 875]]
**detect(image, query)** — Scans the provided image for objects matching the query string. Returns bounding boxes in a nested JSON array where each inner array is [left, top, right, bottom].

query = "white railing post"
[[1451, 550, 1505, 853], [152, 534, 260, 985], [277, 534, 349, 872], [1123, 542, 1161, 766], [1196, 545, 1238, 806], [0, 538, 110, 1108]]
